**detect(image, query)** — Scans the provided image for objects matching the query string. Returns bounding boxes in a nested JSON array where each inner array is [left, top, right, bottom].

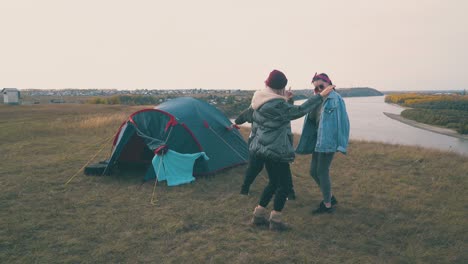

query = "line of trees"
[[385, 94, 468, 134], [401, 109, 468, 134], [87, 95, 165, 105], [86, 95, 251, 118]]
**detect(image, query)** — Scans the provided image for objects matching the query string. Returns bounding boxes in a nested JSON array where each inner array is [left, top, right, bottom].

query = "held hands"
[[285, 87, 294, 100], [319, 85, 335, 97]]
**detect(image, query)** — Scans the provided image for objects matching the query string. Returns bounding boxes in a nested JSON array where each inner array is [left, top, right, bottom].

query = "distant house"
[[2, 88, 20, 104]]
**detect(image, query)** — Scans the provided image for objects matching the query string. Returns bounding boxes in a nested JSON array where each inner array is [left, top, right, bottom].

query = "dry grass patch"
[[0, 104, 467, 263]]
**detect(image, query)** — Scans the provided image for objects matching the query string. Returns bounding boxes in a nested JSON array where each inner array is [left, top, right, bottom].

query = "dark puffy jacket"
[[249, 89, 323, 162], [235, 107, 254, 125], [235, 107, 256, 145], [235, 98, 294, 146]]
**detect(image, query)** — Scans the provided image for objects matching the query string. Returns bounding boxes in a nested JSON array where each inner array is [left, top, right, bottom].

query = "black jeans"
[[257, 156, 292, 212], [310, 152, 335, 203], [241, 154, 264, 189], [242, 154, 294, 194]]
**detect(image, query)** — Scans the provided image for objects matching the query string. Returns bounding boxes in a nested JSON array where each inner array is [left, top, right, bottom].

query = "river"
[[289, 96, 468, 155]]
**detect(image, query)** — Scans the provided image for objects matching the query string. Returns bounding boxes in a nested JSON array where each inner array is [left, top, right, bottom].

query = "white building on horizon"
[[2, 88, 20, 104]]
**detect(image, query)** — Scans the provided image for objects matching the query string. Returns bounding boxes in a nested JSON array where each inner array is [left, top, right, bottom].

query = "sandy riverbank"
[[383, 112, 468, 140]]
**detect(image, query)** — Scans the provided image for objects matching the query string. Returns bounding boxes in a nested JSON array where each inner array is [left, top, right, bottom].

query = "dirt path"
[[383, 112, 468, 140]]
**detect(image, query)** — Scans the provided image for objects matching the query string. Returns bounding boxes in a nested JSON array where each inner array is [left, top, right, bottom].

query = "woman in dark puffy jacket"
[[249, 69, 334, 231], [235, 96, 296, 200]]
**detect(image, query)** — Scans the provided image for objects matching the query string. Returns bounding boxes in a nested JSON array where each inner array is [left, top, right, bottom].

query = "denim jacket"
[[296, 91, 350, 154]]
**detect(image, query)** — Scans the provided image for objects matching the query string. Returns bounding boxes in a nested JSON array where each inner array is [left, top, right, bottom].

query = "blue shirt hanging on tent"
[[149, 150, 209, 186]]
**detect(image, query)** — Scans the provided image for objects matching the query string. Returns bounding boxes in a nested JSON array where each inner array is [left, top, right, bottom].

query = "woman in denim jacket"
[[296, 73, 350, 214]]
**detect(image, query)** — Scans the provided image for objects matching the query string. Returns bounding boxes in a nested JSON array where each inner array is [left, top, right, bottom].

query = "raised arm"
[[234, 107, 254, 124], [279, 85, 334, 121]]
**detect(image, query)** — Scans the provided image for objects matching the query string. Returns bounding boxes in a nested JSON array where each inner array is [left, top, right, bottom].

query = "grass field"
[[1, 104, 467, 263]]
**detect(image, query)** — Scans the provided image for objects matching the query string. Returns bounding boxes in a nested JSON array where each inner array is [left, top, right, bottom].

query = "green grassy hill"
[[0, 104, 467, 263]]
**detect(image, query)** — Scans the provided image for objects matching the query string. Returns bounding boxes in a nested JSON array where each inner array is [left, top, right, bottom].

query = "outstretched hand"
[[285, 87, 294, 100], [319, 85, 335, 97]]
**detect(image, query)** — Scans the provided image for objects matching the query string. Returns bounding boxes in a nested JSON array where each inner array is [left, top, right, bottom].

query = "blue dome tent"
[[103, 97, 249, 180]]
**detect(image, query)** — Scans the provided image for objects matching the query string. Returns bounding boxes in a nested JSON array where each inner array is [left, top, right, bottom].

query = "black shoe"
[[312, 202, 335, 215], [240, 186, 249, 195], [316, 196, 338, 208], [331, 195, 338, 206], [287, 191, 296, 200]]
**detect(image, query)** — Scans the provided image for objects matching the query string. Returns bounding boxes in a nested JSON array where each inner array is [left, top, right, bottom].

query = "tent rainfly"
[[102, 97, 249, 182]]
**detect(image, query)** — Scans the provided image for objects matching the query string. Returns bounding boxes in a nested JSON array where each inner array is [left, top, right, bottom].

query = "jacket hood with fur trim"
[[251, 88, 287, 110]]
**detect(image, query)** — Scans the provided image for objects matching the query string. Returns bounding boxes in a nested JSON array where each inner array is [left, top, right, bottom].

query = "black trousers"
[[256, 155, 292, 212], [242, 154, 294, 193], [241, 154, 264, 189]]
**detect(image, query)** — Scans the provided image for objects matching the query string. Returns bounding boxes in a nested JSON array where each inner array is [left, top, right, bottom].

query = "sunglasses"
[[314, 84, 325, 90]]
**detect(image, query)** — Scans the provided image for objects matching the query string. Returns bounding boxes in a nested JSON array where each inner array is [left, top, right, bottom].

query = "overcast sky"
[[1, 0, 467, 91]]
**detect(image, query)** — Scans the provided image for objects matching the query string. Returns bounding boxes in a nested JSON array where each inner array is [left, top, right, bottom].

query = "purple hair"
[[312, 72, 333, 85]]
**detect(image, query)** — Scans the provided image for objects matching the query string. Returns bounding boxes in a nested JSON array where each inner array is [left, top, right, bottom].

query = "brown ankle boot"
[[251, 206, 269, 226], [269, 211, 290, 231]]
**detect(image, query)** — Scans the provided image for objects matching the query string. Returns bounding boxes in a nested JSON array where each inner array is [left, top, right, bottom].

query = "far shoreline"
[[383, 112, 468, 140]]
